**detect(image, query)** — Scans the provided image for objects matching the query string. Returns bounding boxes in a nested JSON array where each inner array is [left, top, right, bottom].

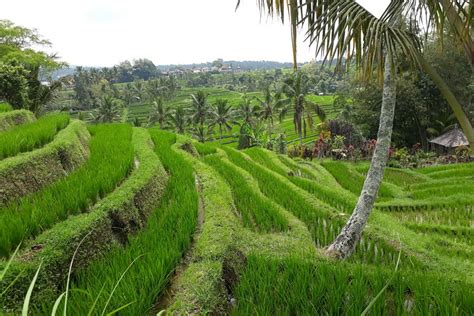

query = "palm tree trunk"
[[326, 53, 397, 259], [220, 125, 223, 143], [418, 56, 474, 154]]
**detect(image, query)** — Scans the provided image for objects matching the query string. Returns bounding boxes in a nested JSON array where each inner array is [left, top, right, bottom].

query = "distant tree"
[[254, 86, 290, 141], [91, 96, 122, 123], [170, 105, 188, 134], [209, 99, 236, 142], [148, 98, 172, 129], [117, 60, 133, 82], [189, 90, 210, 142], [123, 83, 136, 105], [282, 71, 326, 143], [0, 60, 29, 108], [236, 94, 261, 125], [146, 79, 167, 100], [0, 20, 63, 112], [132, 58, 157, 80], [132, 80, 146, 102]]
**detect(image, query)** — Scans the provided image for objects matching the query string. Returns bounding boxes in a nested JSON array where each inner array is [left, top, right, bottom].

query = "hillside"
[[0, 113, 472, 314]]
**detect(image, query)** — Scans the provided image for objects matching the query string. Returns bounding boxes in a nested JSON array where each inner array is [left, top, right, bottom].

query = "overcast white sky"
[[2, 0, 389, 67]]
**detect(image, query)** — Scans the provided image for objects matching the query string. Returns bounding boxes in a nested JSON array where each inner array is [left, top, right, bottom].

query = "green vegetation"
[[204, 154, 288, 232], [65, 129, 198, 315], [233, 255, 473, 315], [0, 124, 133, 257], [0, 114, 69, 159], [0, 109, 35, 131], [0, 102, 12, 112]]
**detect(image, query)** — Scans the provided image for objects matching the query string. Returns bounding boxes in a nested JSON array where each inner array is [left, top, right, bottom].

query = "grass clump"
[[204, 154, 289, 232], [0, 102, 12, 113], [0, 124, 134, 257], [194, 141, 217, 156], [0, 114, 70, 159], [66, 129, 198, 315], [233, 255, 473, 315]]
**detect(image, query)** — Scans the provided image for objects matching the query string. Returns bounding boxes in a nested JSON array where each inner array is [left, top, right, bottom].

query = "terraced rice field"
[[0, 121, 472, 314]]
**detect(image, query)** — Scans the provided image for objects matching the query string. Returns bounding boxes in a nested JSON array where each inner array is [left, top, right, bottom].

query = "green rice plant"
[[245, 148, 356, 212], [223, 147, 416, 268], [408, 177, 474, 191], [193, 141, 217, 156], [221, 146, 341, 247], [356, 165, 428, 187], [0, 124, 134, 257], [377, 195, 474, 214], [427, 167, 474, 179], [0, 103, 12, 113], [204, 155, 288, 232], [233, 255, 473, 315], [396, 207, 473, 227], [411, 183, 474, 200], [278, 155, 316, 179], [406, 223, 473, 245], [321, 161, 399, 200], [244, 147, 289, 176], [0, 114, 70, 159], [64, 129, 198, 315], [416, 162, 474, 174]]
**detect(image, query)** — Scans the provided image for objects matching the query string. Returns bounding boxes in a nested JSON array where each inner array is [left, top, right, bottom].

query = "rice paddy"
[[0, 113, 70, 159], [0, 123, 472, 314]]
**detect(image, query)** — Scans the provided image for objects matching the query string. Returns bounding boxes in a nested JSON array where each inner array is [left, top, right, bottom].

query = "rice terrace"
[[0, 0, 473, 315]]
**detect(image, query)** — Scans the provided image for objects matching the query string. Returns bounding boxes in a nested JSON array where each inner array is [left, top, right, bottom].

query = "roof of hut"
[[429, 127, 469, 148]]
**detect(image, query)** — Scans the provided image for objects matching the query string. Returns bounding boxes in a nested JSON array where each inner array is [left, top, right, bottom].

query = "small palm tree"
[[132, 80, 145, 102], [170, 105, 188, 134], [282, 71, 326, 144], [209, 99, 236, 142], [254, 86, 290, 141], [91, 96, 122, 123], [146, 79, 169, 100], [189, 91, 210, 142], [236, 94, 261, 125], [148, 98, 172, 129]]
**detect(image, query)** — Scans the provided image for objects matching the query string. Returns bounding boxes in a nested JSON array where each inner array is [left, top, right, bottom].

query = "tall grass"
[[416, 162, 474, 174], [245, 149, 356, 212], [233, 255, 473, 315], [0, 114, 70, 159], [204, 154, 288, 232], [223, 147, 413, 267], [321, 161, 397, 199], [0, 124, 134, 257], [64, 129, 198, 315], [221, 146, 340, 246], [0, 103, 12, 113], [193, 142, 217, 156]]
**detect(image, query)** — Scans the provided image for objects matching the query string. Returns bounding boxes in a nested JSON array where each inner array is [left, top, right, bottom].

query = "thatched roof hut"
[[429, 127, 468, 152]]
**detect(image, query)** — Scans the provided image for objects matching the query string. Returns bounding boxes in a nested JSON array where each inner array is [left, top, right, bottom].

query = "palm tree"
[[170, 105, 188, 134], [251, 0, 472, 259], [189, 91, 210, 142], [237, 94, 261, 125], [132, 80, 145, 102], [148, 98, 172, 129], [209, 99, 236, 142], [282, 71, 326, 144], [255, 86, 290, 141], [146, 79, 168, 100], [91, 95, 122, 123]]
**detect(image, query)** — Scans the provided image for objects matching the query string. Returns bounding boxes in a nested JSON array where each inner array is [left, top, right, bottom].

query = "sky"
[[2, 0, 389, 67]]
